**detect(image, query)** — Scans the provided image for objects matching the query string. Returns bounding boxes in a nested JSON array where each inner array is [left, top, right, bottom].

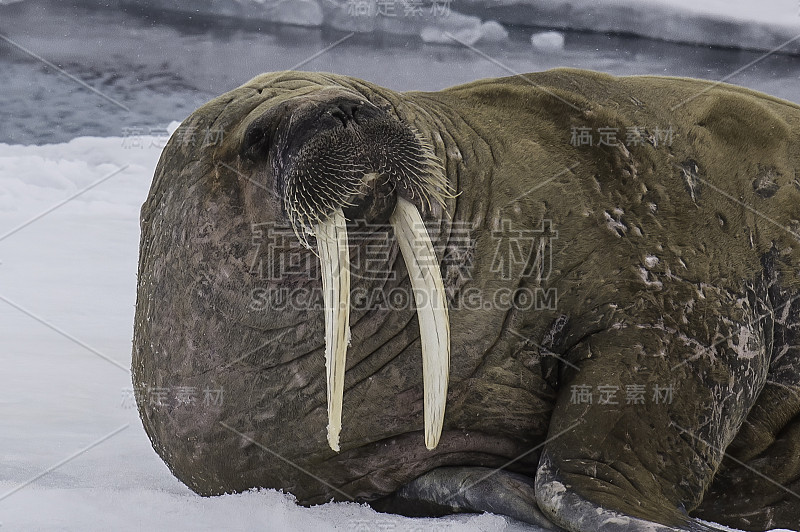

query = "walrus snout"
[[240, 90, 385, 164], [287, 95, 386, 142], [239, 89, 449, 249]]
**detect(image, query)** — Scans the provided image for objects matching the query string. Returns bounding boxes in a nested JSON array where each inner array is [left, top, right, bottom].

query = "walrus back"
[[420, 68, 800, 291], [420, 68, 800, 529]]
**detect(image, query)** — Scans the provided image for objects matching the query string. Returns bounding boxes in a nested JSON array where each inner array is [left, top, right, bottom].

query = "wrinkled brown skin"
[[133, 69, 800, 531]]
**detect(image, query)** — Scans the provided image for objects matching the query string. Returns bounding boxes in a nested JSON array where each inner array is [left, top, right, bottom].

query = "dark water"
[[1, 0, 799, 145]]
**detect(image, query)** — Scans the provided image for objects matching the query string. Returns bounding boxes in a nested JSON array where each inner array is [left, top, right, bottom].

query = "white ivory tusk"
[[314, 208, 351, 452], [390, 196, 450, 450]]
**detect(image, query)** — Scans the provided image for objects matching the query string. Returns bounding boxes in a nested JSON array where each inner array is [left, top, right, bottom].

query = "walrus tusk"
[[314, 208, 350, 452], [390, 196, 450, 450], [314, 200, 449, 451]]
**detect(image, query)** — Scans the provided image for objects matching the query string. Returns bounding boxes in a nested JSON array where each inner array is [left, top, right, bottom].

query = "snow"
[[464, 0, 800, 54], [419, 12, 509, 45], [269, 0, 325, 27], [530, 31, 565, 52], [6, 0, 799, 52], [468, 0, 800, 30], [0, 133, 539, 531], [638, 0, 798, 27], [2, 485, 512, 531], [113, 0, 800, 53]]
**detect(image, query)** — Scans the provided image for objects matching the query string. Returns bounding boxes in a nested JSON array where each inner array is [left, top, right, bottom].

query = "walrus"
[[133, 68, 800, 531]]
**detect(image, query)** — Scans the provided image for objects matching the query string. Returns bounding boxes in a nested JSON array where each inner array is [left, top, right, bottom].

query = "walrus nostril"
[[329, 102, 359, 127], [329, 108, 348, 128]]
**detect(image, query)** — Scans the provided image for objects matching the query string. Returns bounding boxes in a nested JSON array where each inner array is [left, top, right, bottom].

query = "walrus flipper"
[[693, 277, 800, 530], [536, 453, 725, 532], [370, 466, 562, 530], [694, 402, 800, 530], [534, 282, 771, 532]]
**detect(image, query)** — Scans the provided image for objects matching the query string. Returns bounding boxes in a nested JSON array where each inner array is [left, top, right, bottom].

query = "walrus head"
[[135, 71, 463, 494], [233, 83, 452, 452]]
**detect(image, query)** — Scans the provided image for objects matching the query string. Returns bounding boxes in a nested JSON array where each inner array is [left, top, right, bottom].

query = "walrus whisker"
[[289, 191, 322, 251]]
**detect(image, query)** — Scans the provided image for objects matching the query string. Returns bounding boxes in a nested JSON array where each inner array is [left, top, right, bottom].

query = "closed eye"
[[241, 122, 273, 162]]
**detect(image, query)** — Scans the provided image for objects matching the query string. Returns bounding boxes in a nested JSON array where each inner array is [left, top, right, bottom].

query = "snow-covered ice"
[[530, 31, 565, 52], [6, 0, 800, 53], [116, 0, 800, 53], [419, 11, 509, 45]]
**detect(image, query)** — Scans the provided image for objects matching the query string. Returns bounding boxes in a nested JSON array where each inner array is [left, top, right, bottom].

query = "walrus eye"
[[241, 123, 273, 162]]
